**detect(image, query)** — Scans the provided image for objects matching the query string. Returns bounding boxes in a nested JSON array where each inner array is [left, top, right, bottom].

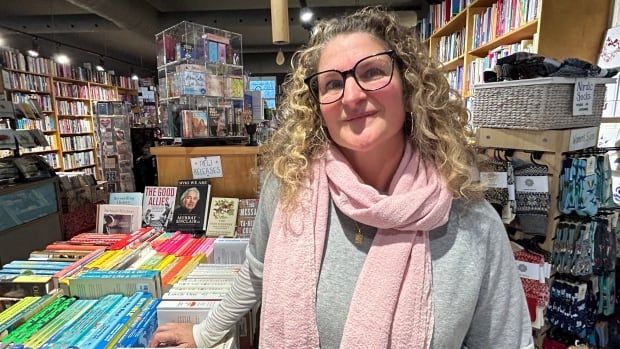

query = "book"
[[169, 180, 212, 233], [218, 43, 227, 64], [213, 238, 248, 264], [205, 197, 240, 237], [228, 76, 244, 98], [206, 74, 224, 97], [207, 106, 226, 136], [207, 41, 219, 63], [109, 192, 143, 206], [142, 186, 177, 228], [184, 110, 210, 138], [236, 199, 258, 238], [96, 204, 142, 234], [175, 64, 206, 96]]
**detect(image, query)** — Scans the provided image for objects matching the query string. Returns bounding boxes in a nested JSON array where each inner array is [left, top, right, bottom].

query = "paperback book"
[[142, 186, 177, 228], [169, 179, 212, 233]]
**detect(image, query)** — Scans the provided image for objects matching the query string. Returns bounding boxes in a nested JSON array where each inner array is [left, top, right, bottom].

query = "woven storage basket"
[[472, 77, 615, 130]]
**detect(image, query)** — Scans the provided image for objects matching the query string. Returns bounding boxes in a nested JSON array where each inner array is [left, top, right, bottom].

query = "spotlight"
[[95, 57, 105, 71], [300, 7, 313, 22], [55, 53, 70, 64], [54, 44, 70, 64], [299, 0, 313, 23], [130, 67, 139, 81], [27, 38, 39, 57]]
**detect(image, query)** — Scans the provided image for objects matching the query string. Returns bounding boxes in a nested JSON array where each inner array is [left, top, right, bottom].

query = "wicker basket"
[[472, 77, 615, 130]]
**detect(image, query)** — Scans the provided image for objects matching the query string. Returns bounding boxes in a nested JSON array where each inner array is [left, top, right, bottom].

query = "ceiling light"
[[300, 7, 313, 22], [95, 57, 105, 71], [130, 67, 139, 81], [27, 38, 39, 57], [55, 53, 70, 64]]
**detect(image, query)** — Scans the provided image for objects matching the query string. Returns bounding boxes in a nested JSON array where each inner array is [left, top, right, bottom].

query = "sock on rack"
[[513, 158, 551, 236]]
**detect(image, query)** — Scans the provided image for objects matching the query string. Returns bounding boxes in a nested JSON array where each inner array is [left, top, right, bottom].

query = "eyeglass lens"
[[310, 52, 394, 104]]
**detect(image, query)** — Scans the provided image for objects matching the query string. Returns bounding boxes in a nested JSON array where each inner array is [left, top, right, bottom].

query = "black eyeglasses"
[[304, 50, 397, 104]]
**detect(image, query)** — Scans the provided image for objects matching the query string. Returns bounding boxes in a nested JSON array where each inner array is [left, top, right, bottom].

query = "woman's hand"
[[148, 323, 197, 348]]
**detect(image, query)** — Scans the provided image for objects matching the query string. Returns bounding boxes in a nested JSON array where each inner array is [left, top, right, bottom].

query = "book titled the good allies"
[[169, 180, 211, 233], [143, 186, 177, 229]]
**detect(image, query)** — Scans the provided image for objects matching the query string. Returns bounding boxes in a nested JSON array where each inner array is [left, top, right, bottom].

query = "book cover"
[[205, 197, 240, 237], [217, 43, 227, 64], [176, 67, 206, 96], [206, 74, 223, 97], [142, 186, 177, 228], [109, 192, 143, 206], [176, 42, 195, 61], [235, 199, 258, 239], [169, 180, 212, 233], [207, 41, 219, 63], [187, 110, 210, 138], [229, 77, 244, 98], [180, 110, 193, 138], [207, 107, 225, 137], [96, 204, 142, 234]]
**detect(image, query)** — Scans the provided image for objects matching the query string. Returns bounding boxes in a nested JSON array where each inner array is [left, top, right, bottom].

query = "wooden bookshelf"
[[423, 0, 611, 97], [1, 51, 138, 179]]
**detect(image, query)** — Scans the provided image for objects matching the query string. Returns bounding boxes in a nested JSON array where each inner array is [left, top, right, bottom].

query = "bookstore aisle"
[[0, 1, 619, 349]]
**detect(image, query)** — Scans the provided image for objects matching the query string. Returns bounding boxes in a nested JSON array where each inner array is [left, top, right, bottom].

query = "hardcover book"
[[169, 179, 212, 233], [142, 186, 177, 228], [96, 204, 142, 234], [205, 197, 240, 237], [175, 64, 206, 96], [217, 43, 227, 64]]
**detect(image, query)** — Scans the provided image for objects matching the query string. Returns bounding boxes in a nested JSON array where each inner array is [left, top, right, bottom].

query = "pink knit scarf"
[[261, 142, 453, 348]]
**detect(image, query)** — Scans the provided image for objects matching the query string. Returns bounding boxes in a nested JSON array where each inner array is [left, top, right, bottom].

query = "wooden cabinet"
[[151, 146, 260, 199]]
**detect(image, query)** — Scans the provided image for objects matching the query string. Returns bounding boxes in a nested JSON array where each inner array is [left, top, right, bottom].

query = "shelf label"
[[191, 156, 223, 179], [573, 78, 595, 115], [569, 126, 598, 151]]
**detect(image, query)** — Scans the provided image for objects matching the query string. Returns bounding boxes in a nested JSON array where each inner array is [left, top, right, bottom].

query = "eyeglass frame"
[[303, 50, 399, 104]]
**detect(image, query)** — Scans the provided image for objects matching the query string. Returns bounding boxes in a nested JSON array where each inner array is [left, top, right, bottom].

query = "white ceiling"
[[0, 0, 427, 76]]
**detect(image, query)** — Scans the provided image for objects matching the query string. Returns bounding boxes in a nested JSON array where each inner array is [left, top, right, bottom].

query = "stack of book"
[[0, 291, 161, 348]]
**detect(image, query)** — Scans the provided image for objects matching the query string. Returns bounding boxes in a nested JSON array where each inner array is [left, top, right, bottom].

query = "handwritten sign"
[[190, 156, 223, 179], [573, 78, 595, 115], [569, 126, 598, 151]]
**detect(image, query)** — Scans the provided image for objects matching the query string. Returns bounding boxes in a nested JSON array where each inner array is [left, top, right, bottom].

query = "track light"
[[130, 68, 138, 81], [299, 0, 313, 23], [27, 37, 39, 57], [96, 56, 105, 71], [54, 44, 70, 64]]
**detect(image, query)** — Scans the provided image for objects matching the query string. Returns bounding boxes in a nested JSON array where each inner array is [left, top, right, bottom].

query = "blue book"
[[117, 298, 160, 347], [208, 41, 218, 63]]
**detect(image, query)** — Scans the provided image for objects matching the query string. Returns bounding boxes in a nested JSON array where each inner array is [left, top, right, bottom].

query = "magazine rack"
[[156, 21, 246, 142]]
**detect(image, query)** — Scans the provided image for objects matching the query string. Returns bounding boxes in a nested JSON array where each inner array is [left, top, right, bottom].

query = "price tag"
[[573, 78, 595, 115], [190, 156, 223, 179]]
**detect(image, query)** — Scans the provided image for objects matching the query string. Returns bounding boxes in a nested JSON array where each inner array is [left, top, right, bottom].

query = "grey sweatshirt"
[[193, 176, 534, 348]]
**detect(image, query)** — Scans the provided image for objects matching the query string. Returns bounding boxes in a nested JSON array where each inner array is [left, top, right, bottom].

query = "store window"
[[249, 76, 277, 109]]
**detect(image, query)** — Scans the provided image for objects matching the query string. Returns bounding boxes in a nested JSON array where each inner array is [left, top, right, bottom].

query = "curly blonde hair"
[[262, 6, 481, 207]]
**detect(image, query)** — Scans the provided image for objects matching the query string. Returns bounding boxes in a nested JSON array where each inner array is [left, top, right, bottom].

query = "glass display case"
[[155, 21, 246, 142], [0, 177, 63, 263]]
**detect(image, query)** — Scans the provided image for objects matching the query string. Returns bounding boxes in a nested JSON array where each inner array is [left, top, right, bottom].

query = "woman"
[[151, 7, 533, 348]]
